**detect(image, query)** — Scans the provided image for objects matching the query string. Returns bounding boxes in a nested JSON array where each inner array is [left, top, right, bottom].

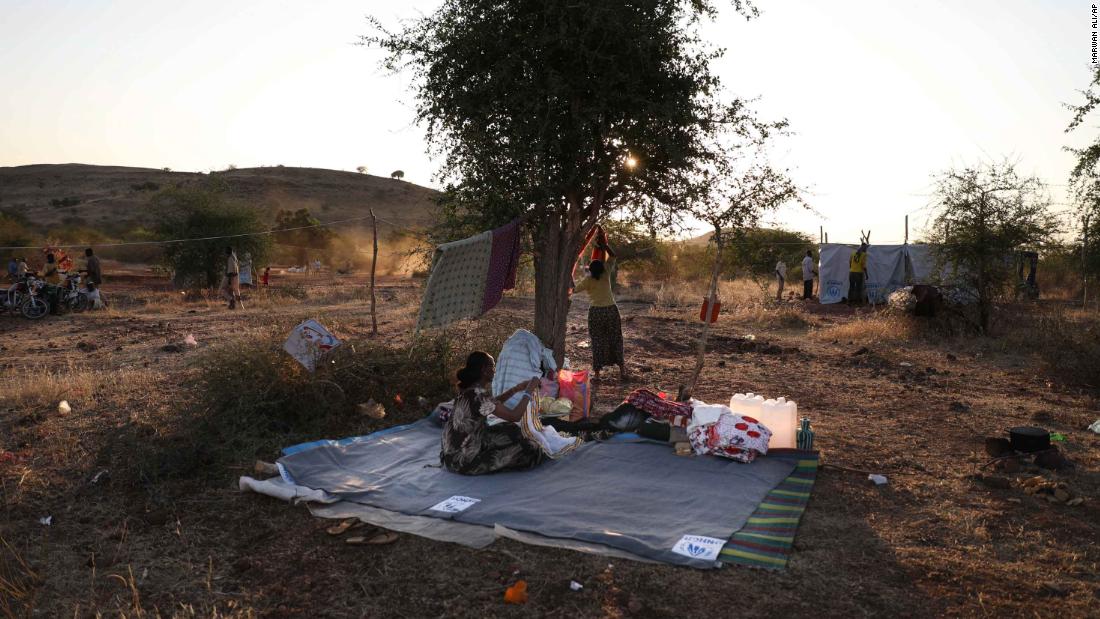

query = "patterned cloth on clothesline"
[[416, 219, 522, 331], [482, 219, 521, 313]]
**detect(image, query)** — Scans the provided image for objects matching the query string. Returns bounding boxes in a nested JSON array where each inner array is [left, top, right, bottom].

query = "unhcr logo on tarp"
[[671, 534, 724, 561]]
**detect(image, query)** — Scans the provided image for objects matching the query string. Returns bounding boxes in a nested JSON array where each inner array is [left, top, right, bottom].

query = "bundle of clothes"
[[543, 388, 772, 463], [428, 328, 774, 464]]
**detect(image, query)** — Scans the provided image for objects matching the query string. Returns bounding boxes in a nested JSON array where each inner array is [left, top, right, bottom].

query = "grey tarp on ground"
[[279, 420, 796, 568]]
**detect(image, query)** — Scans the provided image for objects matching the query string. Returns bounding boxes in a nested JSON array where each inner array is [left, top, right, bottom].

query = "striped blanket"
[[719, 452, 819, 569]]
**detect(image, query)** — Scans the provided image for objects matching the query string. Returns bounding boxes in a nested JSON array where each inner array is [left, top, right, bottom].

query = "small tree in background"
[[724, 227, 814, 279], [356, 166, 368, 174], [926, 161, 1059, 333], [154, 182, 270, 289], [273, 209, 336, 267], [0, 211, 35, 251]]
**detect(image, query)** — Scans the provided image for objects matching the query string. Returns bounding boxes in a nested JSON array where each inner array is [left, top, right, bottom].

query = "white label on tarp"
[[429, 496, 480, 513], [672, 535, 724, 561]]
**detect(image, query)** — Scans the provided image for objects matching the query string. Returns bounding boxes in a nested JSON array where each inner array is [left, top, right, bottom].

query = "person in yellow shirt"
[[848, 243, 868, 306], [41, 253, 62, 285], [572, 231, 629, 382]]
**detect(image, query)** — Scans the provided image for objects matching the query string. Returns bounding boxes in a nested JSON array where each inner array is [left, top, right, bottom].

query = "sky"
[[0, 0, 1094, 243]]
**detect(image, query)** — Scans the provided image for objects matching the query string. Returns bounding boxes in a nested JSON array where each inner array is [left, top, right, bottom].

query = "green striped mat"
[[719, 452, 820, 569]]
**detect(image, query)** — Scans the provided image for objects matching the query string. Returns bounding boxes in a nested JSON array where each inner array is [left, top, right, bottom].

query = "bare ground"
[[2, 274, 1099, 617]]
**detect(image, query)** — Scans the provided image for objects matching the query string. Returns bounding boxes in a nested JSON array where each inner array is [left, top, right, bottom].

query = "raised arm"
[[596, 226, 616, 259], [491, 378, 540, 422]]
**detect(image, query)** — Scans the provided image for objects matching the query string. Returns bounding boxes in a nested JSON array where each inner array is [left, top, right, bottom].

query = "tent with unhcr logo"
[[817, 243, 945, 304]]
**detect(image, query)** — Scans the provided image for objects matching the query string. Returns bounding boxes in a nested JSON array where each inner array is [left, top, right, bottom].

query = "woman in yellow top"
[[41, 253, 62, 285], [572, 231, 630, 382], [848, 242, 868, 306]]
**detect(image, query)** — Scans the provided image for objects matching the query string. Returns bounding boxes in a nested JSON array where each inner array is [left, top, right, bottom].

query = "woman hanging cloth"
[[572, 226, 630, 382]]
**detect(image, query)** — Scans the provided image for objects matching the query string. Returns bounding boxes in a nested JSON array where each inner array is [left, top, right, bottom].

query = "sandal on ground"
[[326, 518, 363, 536], [346, 530, 398, 546]]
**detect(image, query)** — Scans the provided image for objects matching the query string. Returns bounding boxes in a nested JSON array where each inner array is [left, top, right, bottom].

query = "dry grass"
[[812, 312, 919, 345], [2, 276, 1099, 617]]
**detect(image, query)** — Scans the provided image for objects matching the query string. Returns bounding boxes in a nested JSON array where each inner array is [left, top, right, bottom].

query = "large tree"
[[274, 208, 336, 267], [926, 161, 1059, 333], [154, 183, 271, 289], [1064, 66, 1100, 290], [367, 0, 775, 361]]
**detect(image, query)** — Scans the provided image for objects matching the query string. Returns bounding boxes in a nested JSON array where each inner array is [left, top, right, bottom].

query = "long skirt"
[[588, 304, 625, 371], [443, 422, 544, 476]]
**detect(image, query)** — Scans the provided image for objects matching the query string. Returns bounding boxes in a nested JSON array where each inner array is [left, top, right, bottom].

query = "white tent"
[[817, 243, 946, 305]]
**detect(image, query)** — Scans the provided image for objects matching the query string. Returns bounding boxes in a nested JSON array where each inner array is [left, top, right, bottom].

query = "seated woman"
[[441, 351, 545, 475]]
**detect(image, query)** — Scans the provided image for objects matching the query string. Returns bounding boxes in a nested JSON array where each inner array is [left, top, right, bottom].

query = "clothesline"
[[0, 212, 432, 251]]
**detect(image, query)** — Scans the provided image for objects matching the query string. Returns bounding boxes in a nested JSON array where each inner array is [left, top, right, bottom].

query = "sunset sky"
[[0, 0, 1093, 242]]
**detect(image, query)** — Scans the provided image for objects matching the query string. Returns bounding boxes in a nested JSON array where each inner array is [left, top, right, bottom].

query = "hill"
[[0, 164, 440, 237]]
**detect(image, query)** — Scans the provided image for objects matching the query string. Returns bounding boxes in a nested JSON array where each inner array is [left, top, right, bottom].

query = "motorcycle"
[[58, 273, 90, 313], [19, 279, 50, 319]]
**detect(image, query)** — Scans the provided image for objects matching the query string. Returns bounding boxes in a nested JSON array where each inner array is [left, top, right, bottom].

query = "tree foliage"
[[926, 161, 1059, 333], [722, 227, 813, 278], [154, 182, 271, 289], [367, 0, 787, 358], [0, 211, 34, 252], [273, 208, 336, 266], [1064, 65, 1100, 280]]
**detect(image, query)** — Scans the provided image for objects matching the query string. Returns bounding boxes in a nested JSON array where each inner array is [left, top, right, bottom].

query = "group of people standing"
[[6, 247, 106, 309], [220, 246, 272, 309], [7, 247, 103, 287], [775, 249, 819, 301], [774, 242, 869, 306]]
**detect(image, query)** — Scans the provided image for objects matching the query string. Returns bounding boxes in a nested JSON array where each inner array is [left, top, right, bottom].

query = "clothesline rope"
[[0, 212, 434, 251]]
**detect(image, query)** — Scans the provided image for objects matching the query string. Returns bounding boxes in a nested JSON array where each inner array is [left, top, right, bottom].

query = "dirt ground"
[[2, 273, 1099, 617]]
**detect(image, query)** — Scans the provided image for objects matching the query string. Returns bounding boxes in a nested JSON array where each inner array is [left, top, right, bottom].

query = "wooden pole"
[[1084, 214, 1090, 311], [685, 224, 724, 399], [370, 209, 379, 335], [819, 225, 823, 244], [904, 215, 909, 244], [825, 232, 828, 244]]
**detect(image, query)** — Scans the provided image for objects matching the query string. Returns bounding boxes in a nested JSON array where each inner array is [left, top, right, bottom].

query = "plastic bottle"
[[774, 399, 799, 449], [758, 398, 780, 447], [728, 393, 747, 414], [742, 394, 765, 420]]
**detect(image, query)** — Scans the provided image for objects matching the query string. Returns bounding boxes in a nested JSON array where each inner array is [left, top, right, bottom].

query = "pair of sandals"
[[325, 518, 399, 546]]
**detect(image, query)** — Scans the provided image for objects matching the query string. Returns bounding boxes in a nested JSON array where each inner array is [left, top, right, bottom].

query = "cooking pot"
[[1008, 426, 1051, 453]]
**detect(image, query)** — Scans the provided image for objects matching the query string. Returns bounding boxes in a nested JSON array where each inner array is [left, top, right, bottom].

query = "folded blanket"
[[687, 401, 771, 464], [519, 399, 581, 458]]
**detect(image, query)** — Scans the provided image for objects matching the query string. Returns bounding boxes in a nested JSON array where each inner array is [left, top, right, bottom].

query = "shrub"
[[1031, 310, 1100, 389], [132, 321, 514, 481], [130, 181, 160, 192]]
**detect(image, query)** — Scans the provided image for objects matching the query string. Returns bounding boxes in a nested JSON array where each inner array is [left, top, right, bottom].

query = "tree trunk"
[[684, 225, 724, 399], [532, 208, 590, 367]]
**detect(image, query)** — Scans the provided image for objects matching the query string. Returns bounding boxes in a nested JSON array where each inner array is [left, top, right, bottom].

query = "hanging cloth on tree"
[[416, 219, 522, 331], [482, 219, 522, 313]]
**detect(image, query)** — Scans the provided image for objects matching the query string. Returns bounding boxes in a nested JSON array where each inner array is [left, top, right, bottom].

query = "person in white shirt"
[[775, 259, 787, 301], [223, 246, 241, 309], [801, 250, 816, 300]]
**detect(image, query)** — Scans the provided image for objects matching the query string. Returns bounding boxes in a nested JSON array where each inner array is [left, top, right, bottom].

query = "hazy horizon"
[[1, 0, 1094, 243]]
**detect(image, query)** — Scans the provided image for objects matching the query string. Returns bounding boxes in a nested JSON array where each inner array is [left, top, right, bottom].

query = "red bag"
[[700, 298, 720, 323], [591, 226, 608, 261], [558, 369, 591, 421]]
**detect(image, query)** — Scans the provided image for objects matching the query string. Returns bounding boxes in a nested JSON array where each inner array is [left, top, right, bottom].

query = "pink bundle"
[[688, 413, 772, 464]]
